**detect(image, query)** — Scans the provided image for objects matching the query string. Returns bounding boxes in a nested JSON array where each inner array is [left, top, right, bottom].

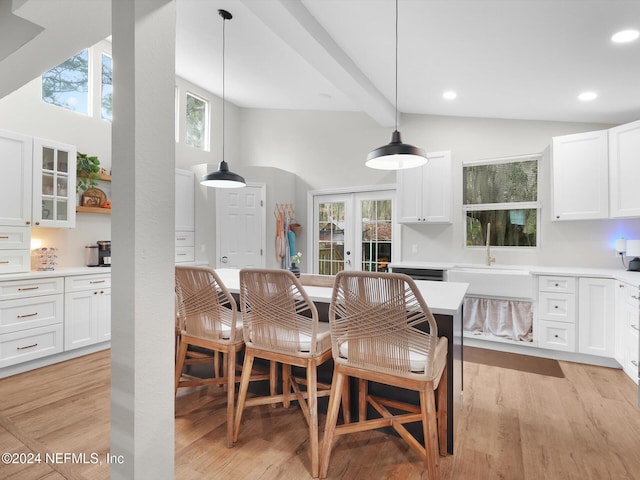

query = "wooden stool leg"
[[307, 361, 319, 478], [420, 386, 441, 480], [341, 374, 351, 424], [233, 350, 255, 443], [319, 368, 345, 479], [436, 364, 448, 456], [358, 378, 367, 422], [271, 360, 279, 409], [283, 364, 291, 408], [175, 339, 188, 392], [225, 347, 236, 448]]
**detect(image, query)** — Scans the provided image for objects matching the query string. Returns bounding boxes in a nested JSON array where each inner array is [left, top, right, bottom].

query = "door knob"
[[221, 256, 228, 264]]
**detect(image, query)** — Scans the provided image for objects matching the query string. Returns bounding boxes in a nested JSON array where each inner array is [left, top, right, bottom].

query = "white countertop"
[[0, 267, 111, 281], [214, 268, 468, 316], [389, 261, 640, 287]]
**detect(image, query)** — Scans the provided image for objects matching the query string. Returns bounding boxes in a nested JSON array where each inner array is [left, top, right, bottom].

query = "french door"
[[311, 189, 396, 275]]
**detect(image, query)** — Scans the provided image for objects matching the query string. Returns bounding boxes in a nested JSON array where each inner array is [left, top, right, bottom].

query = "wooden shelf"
[[78, 172, 111, 182], [76, 206, 111, 215]]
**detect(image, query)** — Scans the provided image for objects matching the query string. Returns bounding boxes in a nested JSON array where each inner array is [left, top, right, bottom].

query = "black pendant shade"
[[366, 0, 427, 170], [366, 130, 427, 170], [201, 160, 246, 188], [201, 9, 245, 189]]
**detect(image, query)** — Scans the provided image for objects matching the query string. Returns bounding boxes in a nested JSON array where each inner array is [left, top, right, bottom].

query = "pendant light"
[[201, 9, 246, 188], [366, 0, 427, 170]]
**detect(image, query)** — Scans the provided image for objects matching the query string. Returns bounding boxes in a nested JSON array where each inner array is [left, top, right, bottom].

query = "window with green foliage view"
[[186, 92, 208, 150], [463, 155, 539, 247]]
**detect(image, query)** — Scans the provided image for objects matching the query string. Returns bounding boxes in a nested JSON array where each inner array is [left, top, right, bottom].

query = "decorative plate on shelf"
[[81, 187, 107, 207]]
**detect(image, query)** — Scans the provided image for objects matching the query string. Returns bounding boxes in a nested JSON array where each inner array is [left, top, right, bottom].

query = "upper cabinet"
[[609, 119, 640, 218], [551, 130, 609, 221], [32, 138, 77, 228], [396, 150, 452, 224], [0, 130, 32, 227]]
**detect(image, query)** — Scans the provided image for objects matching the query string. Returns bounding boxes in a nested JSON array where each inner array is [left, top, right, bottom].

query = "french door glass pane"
[[318, 201, 345, 275], [361, 199, 392, 272]]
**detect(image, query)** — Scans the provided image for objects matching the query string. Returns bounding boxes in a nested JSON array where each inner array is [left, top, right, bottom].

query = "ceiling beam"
[[241, 0, 396, 127]]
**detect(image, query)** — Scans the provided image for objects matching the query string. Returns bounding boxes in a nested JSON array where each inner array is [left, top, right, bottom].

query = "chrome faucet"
[[486, 222, 496, 266]]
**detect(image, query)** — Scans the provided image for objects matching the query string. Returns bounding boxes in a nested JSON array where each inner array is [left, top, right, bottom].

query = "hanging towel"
[[287, 230, 296, 258]]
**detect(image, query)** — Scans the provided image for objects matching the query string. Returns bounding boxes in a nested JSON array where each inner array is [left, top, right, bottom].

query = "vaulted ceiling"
[[3, 0, 639, 127]]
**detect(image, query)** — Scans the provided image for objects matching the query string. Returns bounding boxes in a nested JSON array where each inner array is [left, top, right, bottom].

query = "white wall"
[[238, 108, 640, 269]]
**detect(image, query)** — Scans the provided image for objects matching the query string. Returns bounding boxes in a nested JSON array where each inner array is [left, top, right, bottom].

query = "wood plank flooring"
[[0, 350, 639, 479]]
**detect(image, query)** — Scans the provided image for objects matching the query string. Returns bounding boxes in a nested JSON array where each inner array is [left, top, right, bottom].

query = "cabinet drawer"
[[0, 250, 30, 274], [623, 330, 639, 385], [0, 323, 63, 368], [65, 274, 111, 292], [620, 283, 640, 308], [538, 320, 576, 352], [175, 231, 194, 247], [0, 277, 64, 300], [538, 291, 576, 323], [0, 227, 30, 250], [0, 294, 63, 334], [539, 276, 576, 293], [175, 246, 195, 263]]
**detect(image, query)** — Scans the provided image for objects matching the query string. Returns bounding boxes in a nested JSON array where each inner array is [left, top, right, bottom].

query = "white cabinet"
[[551, 130, 609, 221], [0, 130, 33, 273], [0, 129, 33, 227], [32, 137, 77, 228], [175, 168, 195, 263], [615, 281, 639, 384], [578, 278, 615, 357], [537, 276, 577, 352], [0, 277, 64, 368], [609, 119, 640, 218], [64, 274, 111, 351], [397, 150, 452, 224]]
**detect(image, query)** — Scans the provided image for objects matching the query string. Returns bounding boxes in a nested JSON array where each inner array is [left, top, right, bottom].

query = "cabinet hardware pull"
[[0, 261, 9, 264], [554, 283, 559, 287], [176, 237, 187, 240], [0, 236, 8, 239], [554, 334, 559, 338], [17, 312, 38, 319], [90, 280, 106, 284], [631, 295, 639, 300], [631, 324, 640, 332], [554, 305, 558, 309], [18, 286, 39, 291], [176, 253, 187, 256], [632, 360, 638, 367], [17, 343, 38, 350]]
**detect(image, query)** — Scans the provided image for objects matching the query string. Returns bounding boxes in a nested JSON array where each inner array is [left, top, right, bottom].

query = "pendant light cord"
[[222, 14, 227, 163], [394, 0, 398, 132]]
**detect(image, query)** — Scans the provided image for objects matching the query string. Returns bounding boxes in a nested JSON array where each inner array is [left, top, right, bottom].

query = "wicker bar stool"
[[174, 265, 269, 448], [319, 271, 448, 480], [234, 268, 340, 478]]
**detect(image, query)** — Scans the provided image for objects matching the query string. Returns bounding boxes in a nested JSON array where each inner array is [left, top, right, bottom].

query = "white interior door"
[[216, 184, 265, 268]]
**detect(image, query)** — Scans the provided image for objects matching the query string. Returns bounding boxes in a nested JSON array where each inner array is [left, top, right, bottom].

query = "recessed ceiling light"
[[578, 91, 598, 101], [611, 29, 640, 43], [442, 90, 457, 100]]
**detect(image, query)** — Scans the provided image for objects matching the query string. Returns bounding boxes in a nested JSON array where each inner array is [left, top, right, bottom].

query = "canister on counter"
[[85, 244, 99, 266]]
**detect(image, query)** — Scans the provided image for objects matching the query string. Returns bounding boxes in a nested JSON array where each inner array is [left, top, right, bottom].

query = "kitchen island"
[[214, 268, 468, 454]]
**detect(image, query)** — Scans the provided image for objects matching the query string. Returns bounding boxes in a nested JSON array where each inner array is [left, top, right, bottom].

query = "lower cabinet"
[[615, 281, 640, 384], [64, 274, 111, 351], [0, 277, 64, 367], [537, 275, 615, 358]]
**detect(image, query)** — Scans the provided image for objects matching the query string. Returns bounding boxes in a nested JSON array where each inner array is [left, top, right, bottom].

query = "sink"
[[447, 266, 533, 299]]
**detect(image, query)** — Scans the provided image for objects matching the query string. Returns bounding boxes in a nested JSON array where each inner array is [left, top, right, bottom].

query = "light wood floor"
[[1, 350, 639, 479]]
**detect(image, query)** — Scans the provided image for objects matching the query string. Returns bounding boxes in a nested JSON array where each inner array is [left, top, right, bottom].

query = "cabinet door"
[[0, 130, 32, 227], [64, 290, 98, 350], [396, 166, 424, 223], [396, 150, 452, 224], [578, 278, 615, 357], [609, 120, 640, 218], [175, 168, 195, 231], [551, 131, 608, 221], [32, 137, 77, 228], [97, 288, 111, 343]]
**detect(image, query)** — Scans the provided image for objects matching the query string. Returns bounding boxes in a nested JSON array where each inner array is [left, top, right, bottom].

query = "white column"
[[110, 1, 176, 479]]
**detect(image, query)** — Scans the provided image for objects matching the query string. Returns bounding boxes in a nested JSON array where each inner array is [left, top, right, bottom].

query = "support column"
[[111, 1, 176, 478]]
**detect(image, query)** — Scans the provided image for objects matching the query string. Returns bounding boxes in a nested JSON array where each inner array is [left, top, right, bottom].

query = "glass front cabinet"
[[32, 138, 76, 228]]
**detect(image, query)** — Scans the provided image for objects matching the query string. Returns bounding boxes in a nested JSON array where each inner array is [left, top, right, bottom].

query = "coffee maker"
[[97, 240, 111, 266]]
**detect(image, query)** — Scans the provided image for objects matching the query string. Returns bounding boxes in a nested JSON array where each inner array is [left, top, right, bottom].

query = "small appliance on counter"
[[97, 240, 111, 266], [85, 244, 99, 266]]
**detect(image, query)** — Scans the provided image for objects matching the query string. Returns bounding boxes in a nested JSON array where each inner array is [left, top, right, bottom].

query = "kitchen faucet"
[[486, 222, 496, 266]]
